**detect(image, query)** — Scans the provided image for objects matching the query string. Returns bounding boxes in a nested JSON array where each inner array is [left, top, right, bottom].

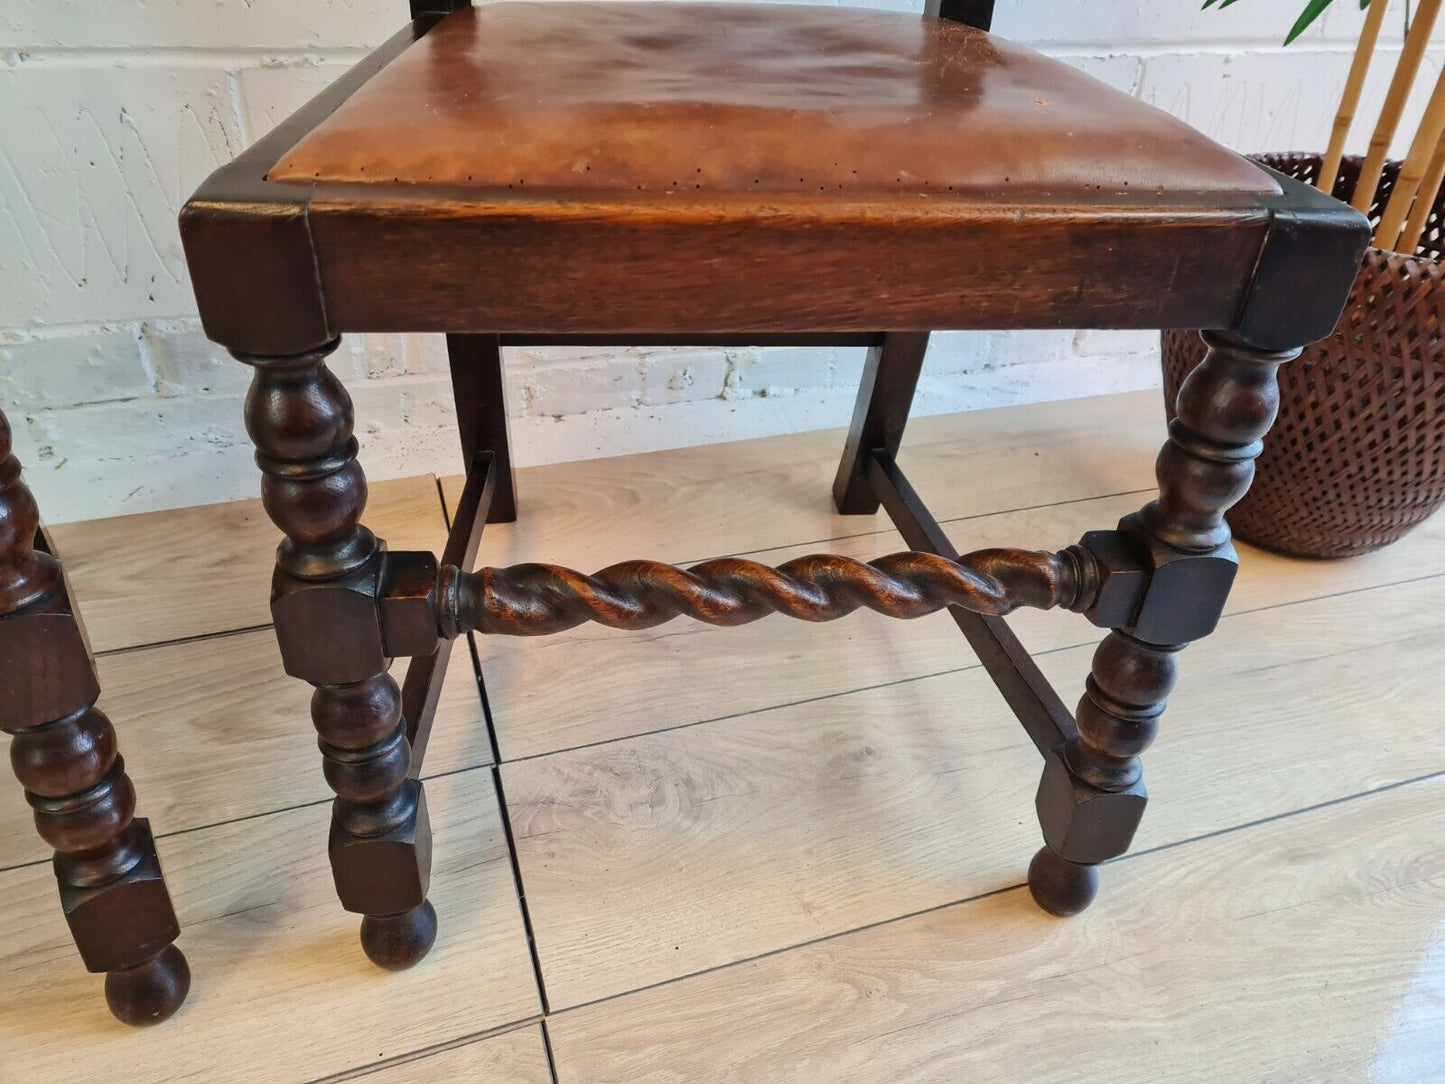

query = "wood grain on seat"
[[270, 2, 1276, 199]]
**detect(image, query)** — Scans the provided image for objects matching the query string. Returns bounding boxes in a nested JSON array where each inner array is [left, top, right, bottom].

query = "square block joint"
[[0, 588, 101, 731], [328, 780, 432, 916], [58, 819, 180, 973], [1036, 748, 1148, 865], [378, 550, 441, 659], [1078, 529, 1148, 630], [271, 559, 387, 685], [1122, 515, 1239, 644]]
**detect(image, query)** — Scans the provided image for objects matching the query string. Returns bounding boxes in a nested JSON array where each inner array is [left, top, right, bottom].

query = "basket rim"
[[1249, 150, 1443, 270]]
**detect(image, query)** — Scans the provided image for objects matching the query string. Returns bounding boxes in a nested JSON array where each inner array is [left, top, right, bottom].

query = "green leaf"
[[1202, 0, 1368, 45], [1285, 0, 1338, 43]]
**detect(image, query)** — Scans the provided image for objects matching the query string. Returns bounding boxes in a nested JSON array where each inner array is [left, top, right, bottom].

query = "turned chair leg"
[[236, 340, 436, 969], [0, 410, 189, 1025], [833, 332, 931, 515], [446, 333, 517, 523], [1029, 330, 1300, 915]]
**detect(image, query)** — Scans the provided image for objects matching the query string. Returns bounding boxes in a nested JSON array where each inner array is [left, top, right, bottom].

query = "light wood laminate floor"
[[2, 391, 1441, 1083]]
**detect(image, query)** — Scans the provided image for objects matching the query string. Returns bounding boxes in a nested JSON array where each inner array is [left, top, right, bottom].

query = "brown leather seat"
[[270, 1, 1275, 199]]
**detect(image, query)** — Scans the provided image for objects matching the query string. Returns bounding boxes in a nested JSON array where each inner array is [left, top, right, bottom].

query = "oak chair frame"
[[179, 0, 1370, 973]]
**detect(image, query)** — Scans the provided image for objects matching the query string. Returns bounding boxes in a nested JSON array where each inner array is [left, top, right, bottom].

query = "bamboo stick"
[[1320, 0, 1392, 193], [1396, 128, 1445, 254], [1352, 0, 1444, 214], [1376, 66, 1445, 249]]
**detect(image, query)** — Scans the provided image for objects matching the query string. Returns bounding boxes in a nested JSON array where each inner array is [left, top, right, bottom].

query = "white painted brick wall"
[[2, 0, 1441, 522]]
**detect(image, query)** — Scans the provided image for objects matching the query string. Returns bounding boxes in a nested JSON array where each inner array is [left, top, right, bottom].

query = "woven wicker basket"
[[1162, 152, 1445, 558]]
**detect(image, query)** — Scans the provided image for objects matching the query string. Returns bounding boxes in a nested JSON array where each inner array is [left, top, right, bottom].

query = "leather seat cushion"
[[269, 2, 1278, 199]]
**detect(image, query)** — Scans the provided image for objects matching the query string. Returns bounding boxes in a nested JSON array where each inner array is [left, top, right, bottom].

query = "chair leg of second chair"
[[0, 408, 190, 1025]]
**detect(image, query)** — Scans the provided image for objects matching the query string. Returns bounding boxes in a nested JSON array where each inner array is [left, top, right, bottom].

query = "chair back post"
[[410, 0, 469, 18], [926, 0, 995, 30]]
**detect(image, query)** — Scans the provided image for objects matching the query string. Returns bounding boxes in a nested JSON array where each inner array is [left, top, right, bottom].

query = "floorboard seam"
[[476, 634, 555, 1017], [93, 621, 274, 659], [543, 768, 1445, 1019], [0, 761, 494, 874], [430, 472, 450, 524], [445, 448, 552, 1015], [303, 1017, 545, 1084], [91, 474, 453, 660], [1122, 768, 1445, 862], [540, 1017, 562, 1084], [679, 486, 1158, 564]]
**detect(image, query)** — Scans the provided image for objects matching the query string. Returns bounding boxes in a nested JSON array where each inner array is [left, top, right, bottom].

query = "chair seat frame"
[[178, 0, 1370, 971]]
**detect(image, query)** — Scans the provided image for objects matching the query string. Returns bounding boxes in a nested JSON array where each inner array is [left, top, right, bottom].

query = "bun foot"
[[360, 900, 437, 971], [1028, 846, 1098, 917], [104, 944, 190, 1026]]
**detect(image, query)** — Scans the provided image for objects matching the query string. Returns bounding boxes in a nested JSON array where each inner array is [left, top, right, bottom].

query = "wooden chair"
[[0, 408, 190, 1024], [180, 0, 1369, 975]]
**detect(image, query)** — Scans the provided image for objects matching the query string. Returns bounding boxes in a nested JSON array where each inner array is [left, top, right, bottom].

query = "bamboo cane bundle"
[[1397, 130, 1445, 253], [1320, 0, 1392, 192], [1350, 0, 1443, 214], [1376, 67, 1445, 249]]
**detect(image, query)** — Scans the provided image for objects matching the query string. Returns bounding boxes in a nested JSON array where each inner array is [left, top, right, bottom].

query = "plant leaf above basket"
[[1201, 0, 1375, 46]]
